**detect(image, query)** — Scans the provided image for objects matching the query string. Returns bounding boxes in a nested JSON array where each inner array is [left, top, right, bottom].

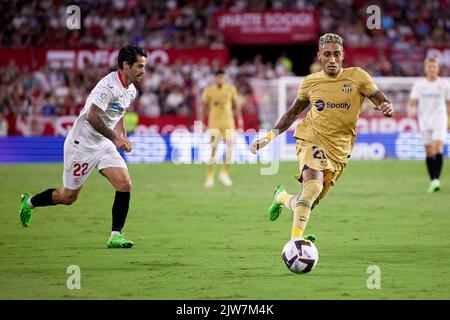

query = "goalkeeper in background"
[[250, 33, 393, 242]]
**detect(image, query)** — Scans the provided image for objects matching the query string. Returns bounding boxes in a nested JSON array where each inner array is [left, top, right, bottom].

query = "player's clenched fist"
[[249, 137, 270, 154], [250, 130, 276, 154], [114, 136, 133, 152], [250, 129, 278, 154], [374, 101, 393, 118]]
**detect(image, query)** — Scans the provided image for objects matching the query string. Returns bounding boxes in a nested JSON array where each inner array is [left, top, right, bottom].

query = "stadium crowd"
[[1, 0, 449, 120], [1, 0, 448, 50], [0, 55, 292, 119]]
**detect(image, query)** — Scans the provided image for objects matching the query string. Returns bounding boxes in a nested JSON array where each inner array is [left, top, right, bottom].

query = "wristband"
[[266, 130, 276, 141]]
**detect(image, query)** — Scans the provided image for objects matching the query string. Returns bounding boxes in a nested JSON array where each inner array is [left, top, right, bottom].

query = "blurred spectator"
[[138, 90, 160, 117], [0, 112, 8, 136], [279, 55, 293, 73], [164, 85, 185, 115], [124, 106, 139, 134], [309, 60, 322, 74]]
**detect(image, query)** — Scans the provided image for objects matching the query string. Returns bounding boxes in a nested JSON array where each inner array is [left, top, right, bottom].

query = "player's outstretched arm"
[[368, 90, 393, 117], [249, 98, 309, 154], [87, 104, 132, 152]]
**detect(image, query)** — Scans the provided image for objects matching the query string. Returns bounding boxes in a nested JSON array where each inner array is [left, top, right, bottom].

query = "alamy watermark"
[[128, 123, 281, 176], [366, 5, 381, 30], [66, 5, 81, 30], [366, 265, 381, 289], [66, 265, 81, 290]]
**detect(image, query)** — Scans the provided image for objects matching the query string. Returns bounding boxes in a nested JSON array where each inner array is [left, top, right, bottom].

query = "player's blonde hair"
[[424, 57, 439, 65], [318, 33, 343, 48]]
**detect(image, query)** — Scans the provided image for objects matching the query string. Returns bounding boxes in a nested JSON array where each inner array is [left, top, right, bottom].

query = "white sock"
[[27, 197, 34, 208], [111, 231, 121, 237], [281, 193, 297, 213], [276, 191, 287, 204]]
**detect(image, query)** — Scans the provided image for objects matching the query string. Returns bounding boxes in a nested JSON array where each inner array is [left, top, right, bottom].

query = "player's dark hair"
[[118, 45, 147, 70], [215, 68, 225, 76]]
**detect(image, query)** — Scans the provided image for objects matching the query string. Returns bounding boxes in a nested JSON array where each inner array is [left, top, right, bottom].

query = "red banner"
[[214, 10, 319, 45], [0, 48, 229, 70]]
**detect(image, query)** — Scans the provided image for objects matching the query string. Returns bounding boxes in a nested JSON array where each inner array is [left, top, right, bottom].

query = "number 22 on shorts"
[[73, 163, 88, 177]]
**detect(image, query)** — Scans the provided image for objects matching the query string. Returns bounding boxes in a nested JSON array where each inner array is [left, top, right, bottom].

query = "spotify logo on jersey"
[[314, 100, 351, 111]]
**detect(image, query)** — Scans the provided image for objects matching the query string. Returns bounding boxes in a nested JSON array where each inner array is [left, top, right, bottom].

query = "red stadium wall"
[[2, 47, 448, 72], [0, 48, 230, 70]]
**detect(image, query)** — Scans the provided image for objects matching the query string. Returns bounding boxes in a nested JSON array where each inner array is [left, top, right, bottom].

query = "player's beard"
[[132, 73, 143, 84]]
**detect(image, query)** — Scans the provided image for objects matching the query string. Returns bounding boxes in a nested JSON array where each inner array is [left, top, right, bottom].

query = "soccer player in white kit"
[[408, 57, 450, 193], [18, 45, 147, 248]]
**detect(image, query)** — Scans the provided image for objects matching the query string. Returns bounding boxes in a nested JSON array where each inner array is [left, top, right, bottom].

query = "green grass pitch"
[[1, 160, 450, 299]]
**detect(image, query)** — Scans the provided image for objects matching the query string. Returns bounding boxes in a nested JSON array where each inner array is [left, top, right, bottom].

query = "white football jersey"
[[410, 78, 450, 130], [68, 71, 137, 147]]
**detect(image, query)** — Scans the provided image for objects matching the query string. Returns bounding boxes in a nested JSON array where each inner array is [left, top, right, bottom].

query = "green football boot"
[[304, 234, 316, 243], [427, 179, 441, 193], [19, 193, 33, 227], [107, 233, 134, 248], [268, 185, 286, 221]]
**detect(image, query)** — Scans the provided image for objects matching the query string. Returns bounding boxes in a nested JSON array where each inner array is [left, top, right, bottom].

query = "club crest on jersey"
[[110, 102, 124, 112], [314, 100, 325, 111], [342, 83, 352, 93]]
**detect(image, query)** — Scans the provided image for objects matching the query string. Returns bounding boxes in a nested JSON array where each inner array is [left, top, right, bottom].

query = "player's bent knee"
[[424, 145, 434, 157], [301, 180, 324, 202], [116, 179, 132, 192], [435, 142, 443, 154]]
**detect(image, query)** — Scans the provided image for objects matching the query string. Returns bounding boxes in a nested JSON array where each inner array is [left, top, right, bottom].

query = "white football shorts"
[[62, 137, 127, 190], [420, 126, 448, 145]]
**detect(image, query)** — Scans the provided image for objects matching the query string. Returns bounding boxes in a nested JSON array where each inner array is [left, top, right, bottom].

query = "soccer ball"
[[281, 238, 319, 274]]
